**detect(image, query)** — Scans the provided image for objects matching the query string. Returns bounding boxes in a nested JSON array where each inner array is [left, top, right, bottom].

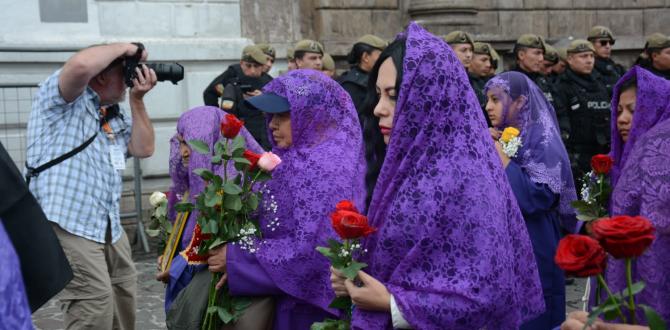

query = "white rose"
[[149, 191, 167, 207]]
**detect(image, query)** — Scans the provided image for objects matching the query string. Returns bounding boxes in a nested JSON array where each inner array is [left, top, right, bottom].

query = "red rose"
[[331, 210, 376, 240], [243, 150, 261, 170], [555, 234, 607, 277], [591, 154, 613, 175], [592, 215, 656, 259], [220, 114, 244, 139], [335, 200, 358, 212]]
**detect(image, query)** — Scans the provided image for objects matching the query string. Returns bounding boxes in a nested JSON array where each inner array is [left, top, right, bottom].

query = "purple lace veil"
[[253, 69, 366, 312], [485, 71, 578, 232], [606, 66, 670, 322], [353, 22, 544, 329], [167, 106, 263, 249], [610, 66, 670, 188]]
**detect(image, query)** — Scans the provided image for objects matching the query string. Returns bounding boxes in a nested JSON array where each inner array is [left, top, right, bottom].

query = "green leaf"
[[188, 140, 210, 154], [231, 135, 245, 151], [174, 202, 194, 213], [223, 182, 243, 195], [232, 148, 245, 158], [246, 194, 259, 210], [233, 157, 251, 166], [316, 246, 334, 258], [209, 237, 225, 249], [328, 296, 352, 310], [224, 194, 243, 211], [341, 261, 367, 280], [215, 140, 226, 156], [145, 229, 160, 237], [619, 281, 645, 298], [639, 304, 668, 330], [233, 297, 252, 311], [577, 214, 599, 222], [209, 219, 218, 234], [217, 306, 234, 323], [205, 191, 220, 207], [211, 155, 222, 165], [193, 168, 214, 181]]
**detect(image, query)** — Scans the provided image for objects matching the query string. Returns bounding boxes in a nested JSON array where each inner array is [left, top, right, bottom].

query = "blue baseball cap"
[[245, 93, 291, 114]]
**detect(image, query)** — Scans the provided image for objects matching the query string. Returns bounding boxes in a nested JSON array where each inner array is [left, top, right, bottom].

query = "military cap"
[[356, 34, 388, 50], [588, 26, 615, 42], [544, 44, 559, 63], [257, 43, 276, 58], [567, 39, 596, 54], [443, 31, 474, 47], [515, 34, 546, 52], [286, 47, 295, 61], [322, 53, 335, 71], [294, 39, 324, 55], [489, 46, 501, 69], [645, 33, 670, 50], [473, 42, 494, 57], [557, 47, 568, 62], [241, 45, 268, 65]]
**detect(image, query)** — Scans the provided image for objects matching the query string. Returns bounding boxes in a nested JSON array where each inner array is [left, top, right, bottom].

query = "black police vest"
[[594, 58, 624, 95], [562, 73, 611, 150]]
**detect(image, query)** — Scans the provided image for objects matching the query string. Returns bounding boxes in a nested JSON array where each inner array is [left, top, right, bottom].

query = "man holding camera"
[[25, 42, 156, 330]]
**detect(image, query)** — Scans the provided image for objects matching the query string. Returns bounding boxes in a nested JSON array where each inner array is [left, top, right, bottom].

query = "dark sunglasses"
[[599, 39, 615, 46]]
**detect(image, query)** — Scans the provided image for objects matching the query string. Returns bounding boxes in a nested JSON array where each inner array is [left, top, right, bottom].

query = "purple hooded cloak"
[[225, 69, 367, 328], [164, 106, 264, 310], [606, 66, 670, 323], [0, 220, 33, 330], [352, 22, 545, 329]]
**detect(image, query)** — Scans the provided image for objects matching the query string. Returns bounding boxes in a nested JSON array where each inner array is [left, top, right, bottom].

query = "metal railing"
[[0, 84, 149, 252]]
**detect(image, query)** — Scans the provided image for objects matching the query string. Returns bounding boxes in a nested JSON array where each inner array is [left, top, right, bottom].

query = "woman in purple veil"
[[160, 105, 264, 312], [330, 22, 545, 329], [206, 69, 367, 329], [602, 65, 670, 323], [0, 220, 33, 329], [484, 71, 579, 329]]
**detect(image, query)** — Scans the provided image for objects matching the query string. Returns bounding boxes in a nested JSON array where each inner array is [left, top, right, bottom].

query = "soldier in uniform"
[[338, 34, 387, 115], [286, 47, 297, 71], [293, 39, 324, 70], [587, 26, 625, 94], [641, 33, 670, 80], [203, 45, 270, 107], [257, 43, 276, 75], [487, 46, 501, 77], [552, 48, 568, 76], [554, 40, 611, 182], [468, 42, 494, 126], [443, 31, 475, 69], [510, 34, 558, 108], [543, 44, 560, 84], [322, 53, 336, 78]]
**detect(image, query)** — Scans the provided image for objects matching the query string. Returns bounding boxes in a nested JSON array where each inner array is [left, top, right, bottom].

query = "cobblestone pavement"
[[32, 249, 588, 330]]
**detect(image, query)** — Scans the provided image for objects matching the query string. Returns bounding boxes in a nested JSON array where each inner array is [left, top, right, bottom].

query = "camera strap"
[[25, 105, 119, 185]]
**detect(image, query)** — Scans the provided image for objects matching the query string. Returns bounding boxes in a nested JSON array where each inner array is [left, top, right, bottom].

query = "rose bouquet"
[[572, 154, 613, 221], [555, 216, 666, 329], [146, 191, 170, 251], [174, 114, 281, 330], [499, 127, 522, 158], [311, 200, 376, 330]]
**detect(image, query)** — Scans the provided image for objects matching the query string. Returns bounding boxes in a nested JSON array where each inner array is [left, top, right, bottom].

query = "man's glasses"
[[599, 39, 615, 46]]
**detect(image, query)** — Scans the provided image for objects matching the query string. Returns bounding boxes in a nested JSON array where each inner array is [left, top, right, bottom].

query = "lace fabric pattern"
[[352, 23, 545, 330], [253, 69, 367, 313], [606, 67, 670, 324], [485, 71, 578, 232], [0, 220, 33, 330]]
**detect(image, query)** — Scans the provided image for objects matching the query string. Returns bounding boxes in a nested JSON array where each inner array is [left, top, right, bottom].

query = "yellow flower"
[[501, 127, 520, 143]]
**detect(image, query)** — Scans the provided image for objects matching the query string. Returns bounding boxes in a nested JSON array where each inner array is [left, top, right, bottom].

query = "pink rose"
[[258, 152, 282, 172]]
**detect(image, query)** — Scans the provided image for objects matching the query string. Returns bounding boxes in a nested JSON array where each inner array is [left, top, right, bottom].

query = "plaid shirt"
[[26, 70, 132, 244]]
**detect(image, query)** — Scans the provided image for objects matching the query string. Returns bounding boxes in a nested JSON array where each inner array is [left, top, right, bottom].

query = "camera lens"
[[144, 63, 184, 85]]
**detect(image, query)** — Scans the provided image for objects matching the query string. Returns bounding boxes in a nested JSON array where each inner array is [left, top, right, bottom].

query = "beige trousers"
[[52, 223, 137, 330]]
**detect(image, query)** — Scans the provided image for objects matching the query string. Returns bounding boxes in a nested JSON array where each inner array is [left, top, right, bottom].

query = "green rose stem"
[[597, 274, 627, 323], [626, 259, 637, 324]]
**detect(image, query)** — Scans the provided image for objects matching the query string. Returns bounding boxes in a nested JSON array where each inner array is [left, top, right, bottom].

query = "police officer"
[[322, 53, 336, 78], [554, 39, 611, 181], [443, 31, 475, 69], [339, 34, 387, 115], [257, 43, 276, 75], [203, 45, 270, 107], [294, 39, 324, 70], [587, 26, 625, 94], [510, 34, 558, 108], [543, 44, 560, 84], [468, 42, 494, 126], [641, 33, 670, 80]]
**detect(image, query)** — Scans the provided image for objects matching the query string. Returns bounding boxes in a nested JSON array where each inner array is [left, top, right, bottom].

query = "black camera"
[[123, 43, 184, 87]]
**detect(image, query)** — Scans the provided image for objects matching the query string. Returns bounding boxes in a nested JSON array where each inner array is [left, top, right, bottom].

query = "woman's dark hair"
[[618, 75, 637, 97], [346, 42, 381, 66], [360, 37, 406, 209]]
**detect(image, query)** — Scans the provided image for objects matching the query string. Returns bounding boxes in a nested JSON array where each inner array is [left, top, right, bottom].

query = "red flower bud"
[[220, 114, 244, 139], [591, 154, 613, 175], [331, 209, 376, 240]]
